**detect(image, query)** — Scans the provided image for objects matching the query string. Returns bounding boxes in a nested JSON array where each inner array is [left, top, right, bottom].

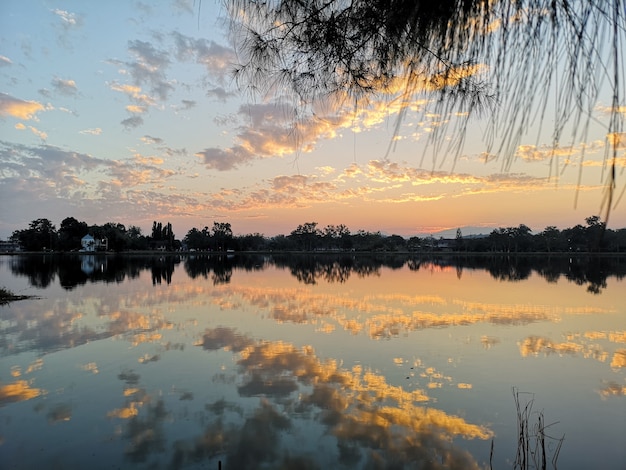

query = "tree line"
[[5, 215, 626, 253], [8, 217, 178, 252]]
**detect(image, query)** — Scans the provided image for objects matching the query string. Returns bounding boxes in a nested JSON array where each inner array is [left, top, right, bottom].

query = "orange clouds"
[[0, 93, 45, 119], [109, 82, 156, 108], [608, 132, 626, 149], [15, 122, 48, 140], [515, 143, 583, 162], [195, 157, 556, 217], [195, 81, 434, 171]]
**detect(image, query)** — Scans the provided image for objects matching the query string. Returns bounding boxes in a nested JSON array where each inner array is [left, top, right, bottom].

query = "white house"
[[81, 234, 96, 252]]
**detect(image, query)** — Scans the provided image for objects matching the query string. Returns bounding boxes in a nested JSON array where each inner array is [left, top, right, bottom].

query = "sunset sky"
[[1, 1, 624, 240]]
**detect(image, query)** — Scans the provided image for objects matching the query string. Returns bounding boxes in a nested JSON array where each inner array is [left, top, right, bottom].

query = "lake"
[[0, 254, 624, 469]]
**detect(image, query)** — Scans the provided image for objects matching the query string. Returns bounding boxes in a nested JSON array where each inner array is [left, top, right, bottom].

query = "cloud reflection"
[[46, 403, 72, 423], [201, 284, 616, 341], [518, 335, 626, 369], [187, 327, 492, 469], [610, 350, 626, 369], [599, 382, 626, 398], [0, 380, 44, 405]]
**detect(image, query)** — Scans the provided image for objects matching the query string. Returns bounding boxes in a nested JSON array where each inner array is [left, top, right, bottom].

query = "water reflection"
[[186, 327, 490, 469], [93, 330, 492, 469], [2, 257, 622, 359], [0, 285, 171, 356], [0, 379, 43, 405], [0, 254, 624, 469], [6, 253, 626, 293], [8, 254, 180, 288]]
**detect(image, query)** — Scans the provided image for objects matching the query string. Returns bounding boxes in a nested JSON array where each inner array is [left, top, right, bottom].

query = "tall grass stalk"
[[512, 388, 564, 470]]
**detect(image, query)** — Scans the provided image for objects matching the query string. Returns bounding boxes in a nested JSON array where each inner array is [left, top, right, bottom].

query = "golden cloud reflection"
[[4, 256, 621, 360], [108, 404, 140, 419], [610, 350, 626, 369], [481, 336, 500, 349], [518, 335, 617, 365], [189, 327, 492, 468], [199, 284, 618, 341], [0, 380, 44, 405], [599, 382, 626, 398], [609, 331, 626, 344]]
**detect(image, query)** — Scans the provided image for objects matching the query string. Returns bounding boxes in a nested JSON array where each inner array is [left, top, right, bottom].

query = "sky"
[[1, 1, 624, 240]]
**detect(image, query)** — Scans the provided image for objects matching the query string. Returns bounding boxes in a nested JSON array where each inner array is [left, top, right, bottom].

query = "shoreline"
[[1, 250, 624, 257]]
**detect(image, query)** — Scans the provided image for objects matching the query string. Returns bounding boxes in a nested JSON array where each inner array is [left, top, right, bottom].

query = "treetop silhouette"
[[224, 0, 624, 217]]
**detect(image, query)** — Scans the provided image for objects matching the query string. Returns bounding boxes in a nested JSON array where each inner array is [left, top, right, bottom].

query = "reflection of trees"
[[273, 253, 625, 294], [407, 255, 625, 294], [566, 257, 611, 294], [485, 256, 533, 282], [9, 254, 178, 289], [272, 254, 383, 285], [185, 327, 491, 469], [8, 253, 625, 292], [150, 257, 176, 285], [183, 254, 236, 285], [9, 255, 57, 288]]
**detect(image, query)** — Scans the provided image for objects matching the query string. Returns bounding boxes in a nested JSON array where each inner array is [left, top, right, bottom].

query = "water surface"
[[1, 254, 624, 469]]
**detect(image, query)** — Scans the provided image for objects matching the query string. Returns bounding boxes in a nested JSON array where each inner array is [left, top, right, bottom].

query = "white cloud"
[[51, 77, 78, 96], [80, 128, 102, 136], [52, 9, 83, 29], [141, 135, 164, 145]]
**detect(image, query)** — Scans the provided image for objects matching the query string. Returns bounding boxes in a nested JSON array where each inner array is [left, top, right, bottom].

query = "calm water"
[[0, 254, 624, 469]]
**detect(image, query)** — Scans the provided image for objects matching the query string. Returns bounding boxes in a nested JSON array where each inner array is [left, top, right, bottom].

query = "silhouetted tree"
[[289, 222, 321, 250], [455, 228, 464, 251], [184, 227, 209, 250], [127, 225, 150, 250], [512, 224, 533, 252], [150, 221, 176, 250], [236, 233, 267, 251], [58, 217, 88, 251], [384, 234, 407, 252], [211, 222, 233, 251], [321, 224, 351, 250], [585, 215, 606, 252], [225, 1, 624, 194], [11, 218, 57, 251], [538, 226, 561, 253]]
